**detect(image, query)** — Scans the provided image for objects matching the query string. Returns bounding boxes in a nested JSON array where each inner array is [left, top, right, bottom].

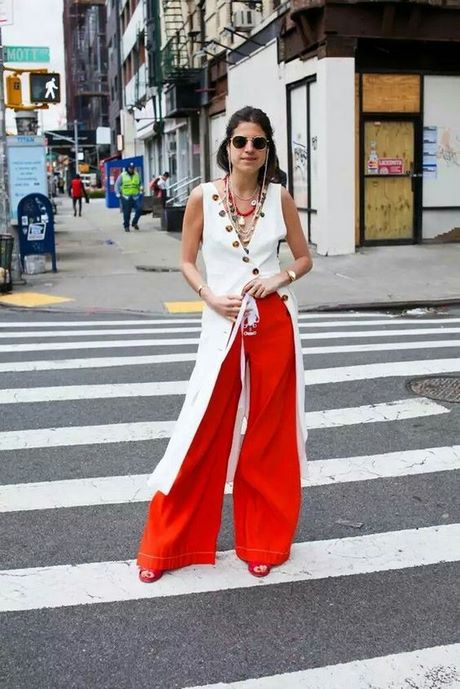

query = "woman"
[[137, 106, 312, 582]]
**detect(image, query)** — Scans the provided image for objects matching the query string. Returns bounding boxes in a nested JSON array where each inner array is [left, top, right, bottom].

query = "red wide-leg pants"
[[137, 294, 301, 571]]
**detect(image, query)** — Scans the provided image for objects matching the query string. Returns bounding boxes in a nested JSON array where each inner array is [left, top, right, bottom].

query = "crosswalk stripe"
[[305, 357, 460, 385], [0, 326, 203, 339], [0, 340, 458, 374], [183, 643, 460, 689], [0, 353, 198, 373], [1, 445, 458, 512], [1, 328, 459, 353], [1, 318, 458, 339], [0, 398, 448, 451], [0, 524, 457, 612], [0, 313, 395, 328], [2, 358, 458, 404]]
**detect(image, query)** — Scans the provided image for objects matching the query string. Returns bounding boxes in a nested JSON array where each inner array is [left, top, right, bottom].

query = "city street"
[[0, 308, 459, 689]]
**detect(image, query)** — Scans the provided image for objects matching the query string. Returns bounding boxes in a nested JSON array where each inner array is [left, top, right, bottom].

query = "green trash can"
[[0, 234, 14, 294]]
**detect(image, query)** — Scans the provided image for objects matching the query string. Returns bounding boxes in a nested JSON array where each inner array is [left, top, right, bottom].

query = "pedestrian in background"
[[115, 162, 144, 231], [137, 106, 312, 584], [69, 174, 88, 217], [150, 171, 170, 207]]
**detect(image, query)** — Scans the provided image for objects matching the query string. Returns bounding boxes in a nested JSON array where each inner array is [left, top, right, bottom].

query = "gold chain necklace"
[[225, 176, 267, 246]]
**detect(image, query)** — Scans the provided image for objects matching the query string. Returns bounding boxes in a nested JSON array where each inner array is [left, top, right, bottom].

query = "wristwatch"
[[286, 269, 296, 283]]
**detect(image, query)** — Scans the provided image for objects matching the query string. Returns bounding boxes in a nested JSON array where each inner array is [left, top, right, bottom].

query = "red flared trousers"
[[137, 293, 301, 570]]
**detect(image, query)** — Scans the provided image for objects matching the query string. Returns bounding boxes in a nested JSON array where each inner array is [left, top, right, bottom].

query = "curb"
[[297, 297, 460, 312], [1, 297, 459, 316]]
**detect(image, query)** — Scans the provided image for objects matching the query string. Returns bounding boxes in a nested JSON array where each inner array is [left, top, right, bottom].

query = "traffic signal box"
[[4, 69, 61, 110], [6, 74, 22, 108]]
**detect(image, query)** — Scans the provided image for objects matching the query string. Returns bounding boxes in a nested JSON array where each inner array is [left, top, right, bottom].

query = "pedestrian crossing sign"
[[29, 72, 61, 103]]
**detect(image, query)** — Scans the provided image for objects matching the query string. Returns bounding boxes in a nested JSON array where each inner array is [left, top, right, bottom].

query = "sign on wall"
[[423, 76, 460, 207]]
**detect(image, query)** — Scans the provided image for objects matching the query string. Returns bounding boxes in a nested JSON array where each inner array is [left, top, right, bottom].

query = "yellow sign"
[[79, 163, 90, 173]]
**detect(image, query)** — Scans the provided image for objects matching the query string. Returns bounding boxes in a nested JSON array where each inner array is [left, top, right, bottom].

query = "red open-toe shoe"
[[248, 562, 272, 578], [138, 568, 163, 583]]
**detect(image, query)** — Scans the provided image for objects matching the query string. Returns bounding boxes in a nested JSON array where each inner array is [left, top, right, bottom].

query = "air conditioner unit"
[[232, 9, 256, 31]]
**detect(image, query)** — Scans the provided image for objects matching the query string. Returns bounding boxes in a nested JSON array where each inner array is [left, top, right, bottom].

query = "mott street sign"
[[5, 46, 50, 63], [30, 73, 61, 103]]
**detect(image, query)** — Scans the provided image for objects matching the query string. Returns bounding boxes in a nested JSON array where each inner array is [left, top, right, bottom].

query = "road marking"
[[0, 292, 73, 308], [1, 319, 457, 339], [0, 340, 458, 374], [305, 357, 460, 385], [1, 445, 458, 512], [183, 644, 460, 689], [2, 359, 459, 404], [1, 328, 459, 353], [0, 313, 396, 329], [0, 319, 203, 328], [0, 524, 457, 612], [0, 353, 198, 373], [0, 398, 449, 451], [164, 301, 204, 313], [0, 327, 203, 339]]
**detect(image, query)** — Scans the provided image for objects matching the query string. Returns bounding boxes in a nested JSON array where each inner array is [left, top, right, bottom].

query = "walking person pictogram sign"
[[29, 73, 61, 103]]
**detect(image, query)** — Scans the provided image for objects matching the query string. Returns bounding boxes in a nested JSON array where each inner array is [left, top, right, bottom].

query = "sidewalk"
[[1, 196, 459, 313]]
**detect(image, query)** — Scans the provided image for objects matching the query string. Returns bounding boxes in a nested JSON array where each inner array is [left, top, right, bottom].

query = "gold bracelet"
[[286, 269, 296, 283], [197, 284, 207, 297]]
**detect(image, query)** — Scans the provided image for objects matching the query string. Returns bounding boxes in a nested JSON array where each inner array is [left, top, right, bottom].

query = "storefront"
[[282, 0, 460, 253]]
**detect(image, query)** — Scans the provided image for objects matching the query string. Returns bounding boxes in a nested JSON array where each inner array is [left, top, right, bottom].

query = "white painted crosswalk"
[[0, 398, 449, 451], [0, 311, 458, 687], [1, 524, 457, 612], [1, 445, 458, 513], [2, 358, 459, 403], [184, 644, 460, 689]]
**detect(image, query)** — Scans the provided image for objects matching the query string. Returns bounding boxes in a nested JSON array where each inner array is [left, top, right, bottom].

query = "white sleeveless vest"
[[147, 182, 308, 494]]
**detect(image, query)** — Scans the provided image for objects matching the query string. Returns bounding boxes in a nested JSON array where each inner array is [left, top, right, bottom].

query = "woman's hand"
[[242, 273, 287, 299], [202, 288, 242, 321]]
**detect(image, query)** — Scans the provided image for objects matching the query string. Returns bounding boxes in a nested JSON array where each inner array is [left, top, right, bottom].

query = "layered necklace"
[[225, 174, 267, 246]]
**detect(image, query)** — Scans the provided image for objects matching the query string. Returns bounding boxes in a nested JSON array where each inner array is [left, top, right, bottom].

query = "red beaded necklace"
[[225, 176, 258, 218]]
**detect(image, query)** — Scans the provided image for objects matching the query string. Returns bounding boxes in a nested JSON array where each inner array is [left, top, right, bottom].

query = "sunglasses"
[[230, 135, 268, 150]]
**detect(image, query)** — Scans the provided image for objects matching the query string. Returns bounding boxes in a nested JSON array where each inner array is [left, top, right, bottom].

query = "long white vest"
[[148, 182, 308, 494]]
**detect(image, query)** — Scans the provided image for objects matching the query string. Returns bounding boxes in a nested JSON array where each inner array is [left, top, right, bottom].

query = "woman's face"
[[227, 121, 268, 177]]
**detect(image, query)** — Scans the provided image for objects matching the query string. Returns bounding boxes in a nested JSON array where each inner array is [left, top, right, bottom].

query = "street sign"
[[5, 46, 50, 63], [45, 129, 97, 147], [29, 73, 61, 103], [0, 0, 14, 26], [6, 136, 47, 222]]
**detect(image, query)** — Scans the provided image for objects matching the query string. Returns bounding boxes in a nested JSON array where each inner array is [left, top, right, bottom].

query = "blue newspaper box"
[[105, 155, 144, 209], [17, 193, 57, 272]]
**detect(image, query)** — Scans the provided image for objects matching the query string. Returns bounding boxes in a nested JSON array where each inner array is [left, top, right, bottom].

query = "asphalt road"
[[0, 307, 459, 689]]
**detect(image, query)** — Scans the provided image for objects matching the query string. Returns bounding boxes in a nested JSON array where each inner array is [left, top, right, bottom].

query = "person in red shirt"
[[69, 175, 88, 217]]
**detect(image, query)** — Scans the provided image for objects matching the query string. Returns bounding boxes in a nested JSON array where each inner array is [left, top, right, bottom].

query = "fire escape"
[[160, 0, 201, 116]]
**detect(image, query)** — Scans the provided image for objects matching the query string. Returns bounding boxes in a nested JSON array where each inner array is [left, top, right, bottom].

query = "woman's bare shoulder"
[[210, 178, 225, 194]]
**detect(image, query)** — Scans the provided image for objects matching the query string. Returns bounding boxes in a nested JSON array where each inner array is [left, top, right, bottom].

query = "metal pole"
[[74, 118, 79, 175], [0, 27, 22, 283]]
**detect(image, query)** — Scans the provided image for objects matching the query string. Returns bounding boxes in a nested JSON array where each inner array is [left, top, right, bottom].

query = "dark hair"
[[216, 106, 280, 184]]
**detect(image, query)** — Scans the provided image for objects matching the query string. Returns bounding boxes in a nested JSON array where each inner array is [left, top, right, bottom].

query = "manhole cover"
[[408, 375, 460, 403]]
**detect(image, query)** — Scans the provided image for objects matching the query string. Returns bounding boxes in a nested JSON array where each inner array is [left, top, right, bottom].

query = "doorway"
[[362, 117, 422, 243]]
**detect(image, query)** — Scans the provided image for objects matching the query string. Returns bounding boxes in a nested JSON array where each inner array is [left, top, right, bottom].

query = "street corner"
[[164, 300, 204, 313], [0, 291, 74, 308]]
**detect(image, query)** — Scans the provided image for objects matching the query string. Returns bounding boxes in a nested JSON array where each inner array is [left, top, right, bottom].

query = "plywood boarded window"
[[362, 75, 420, 113]]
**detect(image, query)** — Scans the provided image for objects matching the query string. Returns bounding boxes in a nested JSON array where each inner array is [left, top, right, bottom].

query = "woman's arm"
[[243, 187, 313, 298], [181, 186, 242, 320]]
